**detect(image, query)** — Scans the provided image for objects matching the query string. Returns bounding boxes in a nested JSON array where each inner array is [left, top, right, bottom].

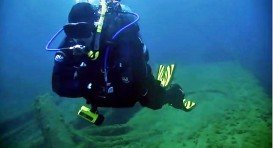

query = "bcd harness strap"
[[87, 0, 108, 60]]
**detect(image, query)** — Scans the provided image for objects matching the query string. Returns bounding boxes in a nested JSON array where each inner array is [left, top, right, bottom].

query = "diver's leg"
[[139, 81, 184, 110], [137, 64, 167, 109], [138, 64, 195, 111], [165, 84, 185, 109], [137, 63, 175, 109], [139, 78, 195, 111], [139, 79, 167, 110]]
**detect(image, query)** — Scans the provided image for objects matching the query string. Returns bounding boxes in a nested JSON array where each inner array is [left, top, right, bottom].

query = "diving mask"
[[63, 22, 95, 39]]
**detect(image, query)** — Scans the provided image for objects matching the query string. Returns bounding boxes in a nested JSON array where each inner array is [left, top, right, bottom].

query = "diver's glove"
[[68, 44, 90, 65], [69, 44, 87, 56], [54, 45, 87, 66], [166, 84, 196, 111]]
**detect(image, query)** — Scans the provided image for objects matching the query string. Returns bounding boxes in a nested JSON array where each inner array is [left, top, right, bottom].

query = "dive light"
[[78, 106, 104, 125]]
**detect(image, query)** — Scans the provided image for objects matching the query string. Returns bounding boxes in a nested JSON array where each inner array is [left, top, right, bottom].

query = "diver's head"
[[64, 2, 97, 46], [68, 2, 96, 24]]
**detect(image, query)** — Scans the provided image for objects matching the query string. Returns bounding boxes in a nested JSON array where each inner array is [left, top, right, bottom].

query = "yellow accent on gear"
[[97, 0, 107, 33], [78, 106, 99, 123], [157, 64, 175, 87], [88, 50, 100, 60], [182, 99, 196, 110], [87, 0, 106, 60]]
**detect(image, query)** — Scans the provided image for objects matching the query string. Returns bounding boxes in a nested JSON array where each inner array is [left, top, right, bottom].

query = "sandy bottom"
[[1, 61, 271, 148]]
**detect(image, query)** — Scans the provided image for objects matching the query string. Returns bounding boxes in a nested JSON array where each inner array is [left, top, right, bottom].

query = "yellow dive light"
[[77, 106, 104, 125]]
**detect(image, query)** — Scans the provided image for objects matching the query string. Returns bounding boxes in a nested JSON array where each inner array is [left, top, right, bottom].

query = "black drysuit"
[[52, 12, 167, 110]]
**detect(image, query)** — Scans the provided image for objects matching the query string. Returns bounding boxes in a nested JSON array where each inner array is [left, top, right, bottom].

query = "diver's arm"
[[52, 50, 84, 98]]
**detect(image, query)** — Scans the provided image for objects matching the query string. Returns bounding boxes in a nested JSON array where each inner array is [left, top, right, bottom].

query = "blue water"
[[0, 0, 271, 123], [127, 0, 272, 94], [0, 0, 271, 147]]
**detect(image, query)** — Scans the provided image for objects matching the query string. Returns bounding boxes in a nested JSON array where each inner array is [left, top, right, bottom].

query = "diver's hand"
[[55, 45, 86, 66], [69, 44, 86, 56]]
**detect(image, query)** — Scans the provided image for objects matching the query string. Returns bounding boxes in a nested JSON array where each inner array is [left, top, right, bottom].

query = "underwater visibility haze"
[[0, 0, 272, 147]]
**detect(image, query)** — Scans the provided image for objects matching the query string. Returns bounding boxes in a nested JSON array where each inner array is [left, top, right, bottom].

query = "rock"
[[34, 94, 76, 147]]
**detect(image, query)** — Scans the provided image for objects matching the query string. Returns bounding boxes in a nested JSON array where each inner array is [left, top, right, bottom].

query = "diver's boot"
[[165, 84, 185, 109], [165, 84, 196, 111]]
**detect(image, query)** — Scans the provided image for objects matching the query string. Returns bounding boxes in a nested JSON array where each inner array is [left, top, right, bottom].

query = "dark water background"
[[0, 0, 271, 114]]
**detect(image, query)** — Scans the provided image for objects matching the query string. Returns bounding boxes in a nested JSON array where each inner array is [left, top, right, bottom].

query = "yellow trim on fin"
[[182, 99, 196, 111], [157, 65, 165, 81], [157, 64, 175, 88]]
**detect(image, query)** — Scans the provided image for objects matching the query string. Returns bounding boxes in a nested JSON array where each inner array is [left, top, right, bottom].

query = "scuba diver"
[[47, 0, 196, 125]]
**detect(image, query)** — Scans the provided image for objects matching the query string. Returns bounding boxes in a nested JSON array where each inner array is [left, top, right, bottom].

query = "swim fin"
[[157, 64, 175, 88], [182, 99, 196, 111]]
